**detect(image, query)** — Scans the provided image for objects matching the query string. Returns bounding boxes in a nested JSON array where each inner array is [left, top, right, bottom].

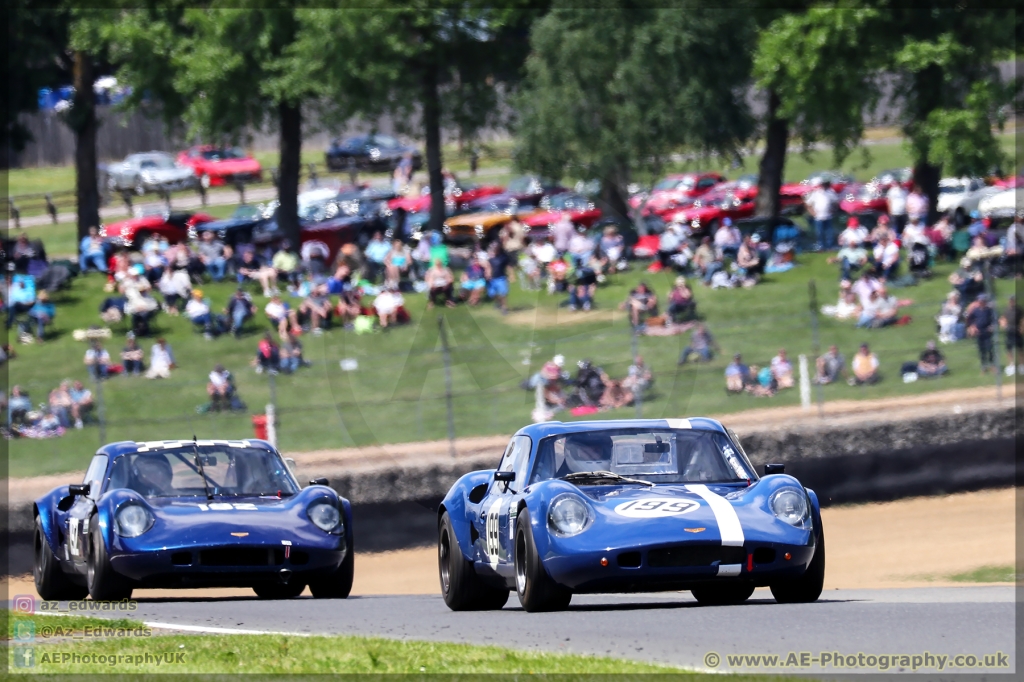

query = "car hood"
[[140, 167, 194, 182], [202, 158, 261, 172]]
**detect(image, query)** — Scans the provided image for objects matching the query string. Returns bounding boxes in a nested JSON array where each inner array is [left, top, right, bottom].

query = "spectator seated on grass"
[[837, 217, 869, 248], [236, 248, 277, 296], [185, 289, 223, 338], [140, 237, 168, 284], [145, 338, 175, 379], [121, 334, 144, 375], [815, 345, 846, 385], [567, 260, 597, 312], [425, 259, 456, 308], [6, 273, 37, 332], [373, 285, 407, 329], [383, 239, 412, 288], [724, 354, 750, 393], [8, 386, 32, 424], [546, 253, 574, 294], [849, 343, 880, 385], [735, 234, 766, 282], [298, 284, 333, 335], [79, 226, 108, 273], [364, 232, 390, 283], [598, 379, 632, 410], [667, 276, 697, 322], [691, 236, 720, 285], [157, 266, 191, 316], [120, 270, 159, 336], [410, 234, 434, 281], [599, 225, 625, 272], [48, 381, 84, 429], [225, 288, 256, 338], [714, 219, 742, 260], [68, 380, 94, 428], [84, 340, 110, 380], [300, 239, 330, 279], [272, 241, 301, 291], [206, 364, 245, 412], [770, 348, 795, 389], [867, 215, 895, 249], [265, 293, 299, 339], [486, 242, 512, 314], [829, 238, 869, 281], [622, 356, 653, 398], [872, 232, 901, 281], [196, 231, 228, 282], [621, 282, 658, 329], [254, 333, 280, 374], [936, 291, 964, 343], [280, 330, 308, 374], [855, 289, 897, 329], [679, 323, 718, 365], [904, 340, 947, 379], [460, 258, 488, 305], [745, 364, 777, 397], [571, 360, 609, 408], [552, 214, 575, 255], [335, 287, 363, 328], [27, 290, 55, 342]]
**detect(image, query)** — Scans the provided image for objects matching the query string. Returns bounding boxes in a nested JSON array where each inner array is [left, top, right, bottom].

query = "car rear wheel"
[[514, 509, 572, 612], [87, 519, 133, 601], [253, 581, 306, 599], [438, 511, 509, 611], [691, 582, 755, 606], [309, 548, 353, 599], [34, 516, 88, 601], [770, 526, 825, 604]]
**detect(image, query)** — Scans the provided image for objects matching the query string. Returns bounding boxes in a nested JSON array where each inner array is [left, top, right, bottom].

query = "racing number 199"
[[618, 500, 692, 513]]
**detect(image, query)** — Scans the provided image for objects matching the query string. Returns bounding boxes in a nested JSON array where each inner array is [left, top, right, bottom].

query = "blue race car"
[[33, 439, 353, 601], [437, 419, 824, 612]]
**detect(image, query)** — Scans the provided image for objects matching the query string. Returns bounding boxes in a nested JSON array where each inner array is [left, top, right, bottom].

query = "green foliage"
[[920, 83, 1010, 177], [753, 6, 880, 165], [514, 1, 755, 197]]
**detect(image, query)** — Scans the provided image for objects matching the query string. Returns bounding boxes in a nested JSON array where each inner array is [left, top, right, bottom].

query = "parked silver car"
[[105, 152, 197, 195]]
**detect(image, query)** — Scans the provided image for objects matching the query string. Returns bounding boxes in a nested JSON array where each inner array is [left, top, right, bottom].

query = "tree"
[[297, 2, 538, 234], [513, 1, 755, 224]]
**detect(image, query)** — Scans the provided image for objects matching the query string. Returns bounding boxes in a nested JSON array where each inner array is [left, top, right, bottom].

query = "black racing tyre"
[[691, 581, 755, 606], [87, 519, 133, 601], [34, 516, 88, 601], [771, 526, 825, 604], [309, 547, 354, 599], [438, 511, 509, 611], [514, 509, 572, 612], [253, 581, 307, 599]]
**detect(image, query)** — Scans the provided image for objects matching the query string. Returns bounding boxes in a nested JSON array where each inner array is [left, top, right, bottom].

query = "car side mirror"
[[284, 458, 296, 472], [764, 463, 785, 476], [494, 471, 515, 482], [69, 484, 90, 496], [309, 477, 329, 487]]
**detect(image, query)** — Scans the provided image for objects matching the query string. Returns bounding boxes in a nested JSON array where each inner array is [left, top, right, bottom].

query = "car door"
[[65, 455, 106, 573], [477, 435, 532, 577]]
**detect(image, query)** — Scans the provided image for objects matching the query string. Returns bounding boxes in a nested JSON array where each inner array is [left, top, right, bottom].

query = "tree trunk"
[[421, 64, 446, 235], [754, 88, 789, 219], [277, 100, 302, 248], [601, 163, 632, 226], [72, 50, 99, 244], [913, 161, 941, 225]]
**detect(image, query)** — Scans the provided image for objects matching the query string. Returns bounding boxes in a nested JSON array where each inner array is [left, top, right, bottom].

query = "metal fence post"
[[95, 375, 106, 446], [983, 261, 1002, 400], [631, 329, 642, 418], [808, 280, 824, 417], [438, 315, 457, 458]]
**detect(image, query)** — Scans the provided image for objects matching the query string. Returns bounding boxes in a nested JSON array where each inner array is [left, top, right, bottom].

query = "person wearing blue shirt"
[[724, 353, 750, 393], [6, 275, 36, 329], [79, 226, 108, 273], [28, 291, 55, 340], [364, 232, 390, 282], [967, 211, 987, 240]]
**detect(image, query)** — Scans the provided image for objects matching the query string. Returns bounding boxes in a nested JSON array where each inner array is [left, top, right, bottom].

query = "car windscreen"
[[139, 156, 175, 170], [201, 147, 244, 161], [507, 176, 541, 195], [530, 428, 756, 485], [108, 446, 299, 498], [232, 205, 262, 221], [655, 177, 694, 191]]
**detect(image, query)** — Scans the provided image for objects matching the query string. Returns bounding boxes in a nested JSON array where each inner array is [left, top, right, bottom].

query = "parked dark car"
[[464, 175, 565, 212], [325, 134, 423, 173], [194, 204, 275, 246]]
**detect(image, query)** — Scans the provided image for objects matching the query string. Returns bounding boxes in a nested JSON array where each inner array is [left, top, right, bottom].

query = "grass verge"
[[948, 565, 1018, 583]]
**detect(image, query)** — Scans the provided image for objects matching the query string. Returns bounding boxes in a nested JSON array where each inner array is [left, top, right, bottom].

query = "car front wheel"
[[34, 516, 88, 601], [87, 519, 133, 601], [514, 509, 571, 612], [309, 547, 353, 599], [770, 526, 825, 604], [438, 511, 509, 611]]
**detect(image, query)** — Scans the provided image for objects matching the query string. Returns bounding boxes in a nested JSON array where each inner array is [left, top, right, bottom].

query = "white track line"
[[28, 609, 311, 638]]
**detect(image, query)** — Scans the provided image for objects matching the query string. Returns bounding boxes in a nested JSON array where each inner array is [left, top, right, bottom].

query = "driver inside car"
[[558, 433, 613, 476], [130, 455, 174, 496]]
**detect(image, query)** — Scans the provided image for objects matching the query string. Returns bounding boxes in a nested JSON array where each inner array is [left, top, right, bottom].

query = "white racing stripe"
[[664, 418, 692, 429], [685, 484, 745, 547]]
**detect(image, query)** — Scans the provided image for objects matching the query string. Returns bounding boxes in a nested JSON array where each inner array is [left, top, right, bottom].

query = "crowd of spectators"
[[529, 354, 654, 419]]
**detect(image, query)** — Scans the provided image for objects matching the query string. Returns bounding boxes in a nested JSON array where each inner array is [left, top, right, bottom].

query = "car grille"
[[198, 548, 285, 567], [647, 544, 746, 568]]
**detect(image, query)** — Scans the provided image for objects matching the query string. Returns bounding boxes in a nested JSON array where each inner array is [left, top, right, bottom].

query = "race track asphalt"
[[51, 586, 1016, 674]]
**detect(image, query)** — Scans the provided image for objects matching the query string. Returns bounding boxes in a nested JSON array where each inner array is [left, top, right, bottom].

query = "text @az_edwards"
[[703, 650, 1011, 671]]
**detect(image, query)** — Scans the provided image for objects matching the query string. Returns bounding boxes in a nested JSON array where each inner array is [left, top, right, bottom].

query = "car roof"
[[96, 439, 274, 458], [514, 418, 728, 441]]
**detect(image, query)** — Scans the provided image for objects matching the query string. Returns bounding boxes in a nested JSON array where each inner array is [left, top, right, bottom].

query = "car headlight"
[[307, 502, 342, 533], [548, 494, 592, 537], [770, 489, 810, 527], [115, 503, 154, 538]]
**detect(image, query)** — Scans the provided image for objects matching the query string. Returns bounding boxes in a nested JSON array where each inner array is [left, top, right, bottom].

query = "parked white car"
[[936, 177, 1001, 225], [105, 152, 197, 195], [978, 188, 1022, 220]]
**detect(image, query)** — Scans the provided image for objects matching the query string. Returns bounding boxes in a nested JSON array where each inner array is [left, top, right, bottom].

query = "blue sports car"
[[437, 419, 824, 612], [33, 439, 353, 601]]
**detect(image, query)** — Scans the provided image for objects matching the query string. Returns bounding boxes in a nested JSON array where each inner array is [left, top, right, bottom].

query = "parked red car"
[[630, 172, 726, 217], [523, 192, 603, 239], [177, 146, 263, 189], [664, 189, 756, 234], [839, 182, 890, 215], [388, 175, 504, 214], [780, 170, 854, 202], [100, 209, 215, 248]]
